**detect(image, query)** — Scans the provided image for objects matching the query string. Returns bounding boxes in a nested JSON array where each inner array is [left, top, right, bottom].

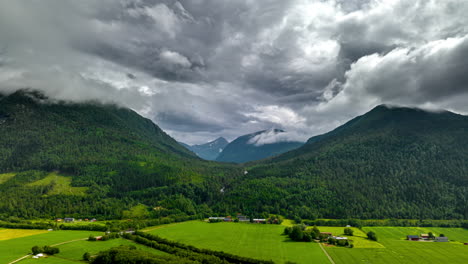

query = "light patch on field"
[[0, 173, 15, 184], [316, 226, 385, 248], [281, 219, 294, 227], [27, 172, 88, 196], [0, 229, 48, 241]]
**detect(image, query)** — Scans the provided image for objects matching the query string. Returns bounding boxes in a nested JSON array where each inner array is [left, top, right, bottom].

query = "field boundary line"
[[143, 223, 179, 232], [318, 242, 335, 264], [50, 237, 88, 246], [7, 254, 29, 264]]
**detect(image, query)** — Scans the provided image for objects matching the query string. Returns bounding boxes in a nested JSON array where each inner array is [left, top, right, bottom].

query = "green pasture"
[[55, 238, 168, 261], [324, 226, 468, 264], [27, 172, 87, 196], [147, 220, 330, 264], [0, 230, 102, 263]]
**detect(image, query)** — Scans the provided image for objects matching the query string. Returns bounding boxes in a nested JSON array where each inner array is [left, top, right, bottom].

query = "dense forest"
[[1, 90, 467, 221], [222, 105, 468, 219]]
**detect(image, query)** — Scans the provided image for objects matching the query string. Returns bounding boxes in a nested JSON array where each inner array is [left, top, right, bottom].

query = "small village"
[[208, 213, 267, 223]]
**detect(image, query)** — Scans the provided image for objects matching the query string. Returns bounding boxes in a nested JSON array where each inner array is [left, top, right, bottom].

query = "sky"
[[1, 0, 468, 144]]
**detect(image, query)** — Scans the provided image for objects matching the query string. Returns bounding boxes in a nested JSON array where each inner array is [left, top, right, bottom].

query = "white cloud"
[[160, 50, 191, 68]]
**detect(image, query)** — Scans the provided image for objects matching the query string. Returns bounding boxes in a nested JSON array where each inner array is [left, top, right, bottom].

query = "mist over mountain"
[[179, 137, 229, 161], [223, 105, 468, 219], [216, 129, 304, 163]]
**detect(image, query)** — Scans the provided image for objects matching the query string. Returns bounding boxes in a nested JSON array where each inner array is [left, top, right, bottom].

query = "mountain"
[[0, 90, 239, 219], [216, 129, 304, 163], [179, 137, 229, 160], [2, 93, 468, 221], [220, 105, 468, 219]]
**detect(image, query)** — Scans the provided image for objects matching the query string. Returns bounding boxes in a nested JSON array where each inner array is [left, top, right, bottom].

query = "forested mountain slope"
[[2, 91, 468, 221], [220, 105, 468, 219], [216, 129, 304, 163], [0, 90, 240, 219]]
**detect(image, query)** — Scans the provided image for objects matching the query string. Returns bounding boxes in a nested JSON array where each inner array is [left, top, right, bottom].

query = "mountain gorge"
[[216, 129, 304, 163], [180, 137, 229, 161]]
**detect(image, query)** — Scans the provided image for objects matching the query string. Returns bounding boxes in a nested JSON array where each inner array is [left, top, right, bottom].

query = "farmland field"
[[0, 230, 102, 263], [0, 228, 48, 241], [314, 226, 384, 248], [325, 226, 468, 264], [146, 221, 331, 264]]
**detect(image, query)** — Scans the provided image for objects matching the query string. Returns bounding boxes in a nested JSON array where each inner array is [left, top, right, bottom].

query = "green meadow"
[[325, 226, 468, 264], [26, 172, 88, 196], [0, 230, 102, 263], [52, 238, 168, 261], [147, 221, 331, 264], [0, 173, 16, 184]]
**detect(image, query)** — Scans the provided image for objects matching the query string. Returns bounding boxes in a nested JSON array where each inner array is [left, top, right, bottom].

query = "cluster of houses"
[[55, 218, 97, 223], [406, 233, 448, 242], [208, 213, 266, 223]]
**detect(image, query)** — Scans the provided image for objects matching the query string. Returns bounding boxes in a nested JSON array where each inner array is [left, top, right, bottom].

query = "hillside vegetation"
[[221, 105, 468, 219], [1, 91, 468, 221], [0, 90, 240, 219]]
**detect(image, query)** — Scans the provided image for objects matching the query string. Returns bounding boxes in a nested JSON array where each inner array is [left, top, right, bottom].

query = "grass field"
[[324, 226, 468, 264], [0, 230, 102, 263], [0, 172, 15, 184], [56, 238, 168, 260], [0, 229, 49, 241], [316, 226, 384, 248], [147, 221, 331, 264], [27, 172, 87, 196]]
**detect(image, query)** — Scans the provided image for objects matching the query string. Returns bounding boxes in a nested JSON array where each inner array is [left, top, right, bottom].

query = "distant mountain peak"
[[180, 136, 229, 161], [216, 129, 304, 163]]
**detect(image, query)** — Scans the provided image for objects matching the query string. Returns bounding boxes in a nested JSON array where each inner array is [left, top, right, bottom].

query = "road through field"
[[319, 242, 336, 264]]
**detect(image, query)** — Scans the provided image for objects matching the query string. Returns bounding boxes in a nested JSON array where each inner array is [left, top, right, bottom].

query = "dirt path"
[[319, 242, 336, 264], [7, 237, 88, 264], [142, 223, 179, 232]]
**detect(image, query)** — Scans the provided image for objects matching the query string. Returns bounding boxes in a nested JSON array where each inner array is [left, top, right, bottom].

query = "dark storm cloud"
[[1, 0, 468, 144]]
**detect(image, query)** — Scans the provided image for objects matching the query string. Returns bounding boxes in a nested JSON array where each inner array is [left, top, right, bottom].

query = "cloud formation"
[[1, 0, 468, 144]]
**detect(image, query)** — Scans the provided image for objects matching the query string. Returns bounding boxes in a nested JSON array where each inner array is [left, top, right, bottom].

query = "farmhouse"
[[334, 236, 348, 240], [209, 217, 225, 220], [64, 217, 75, 223], [237, 215, 250, 222], [253, 218, 266, 223], [435, 236, 448, 242], [407, 235, 419, 241], [420, 233, 429, 239]]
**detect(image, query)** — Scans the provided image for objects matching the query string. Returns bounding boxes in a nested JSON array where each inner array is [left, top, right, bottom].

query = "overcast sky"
[[1, 0, 468, 144]]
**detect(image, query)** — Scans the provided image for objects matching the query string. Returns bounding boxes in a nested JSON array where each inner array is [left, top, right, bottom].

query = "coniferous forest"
[[1, 90, 468, 221]]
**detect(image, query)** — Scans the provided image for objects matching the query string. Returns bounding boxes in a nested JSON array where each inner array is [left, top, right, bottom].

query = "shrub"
[[83, 252, 91, 261], [367, 231, 378, 241], [344, 227, 354, 236]]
